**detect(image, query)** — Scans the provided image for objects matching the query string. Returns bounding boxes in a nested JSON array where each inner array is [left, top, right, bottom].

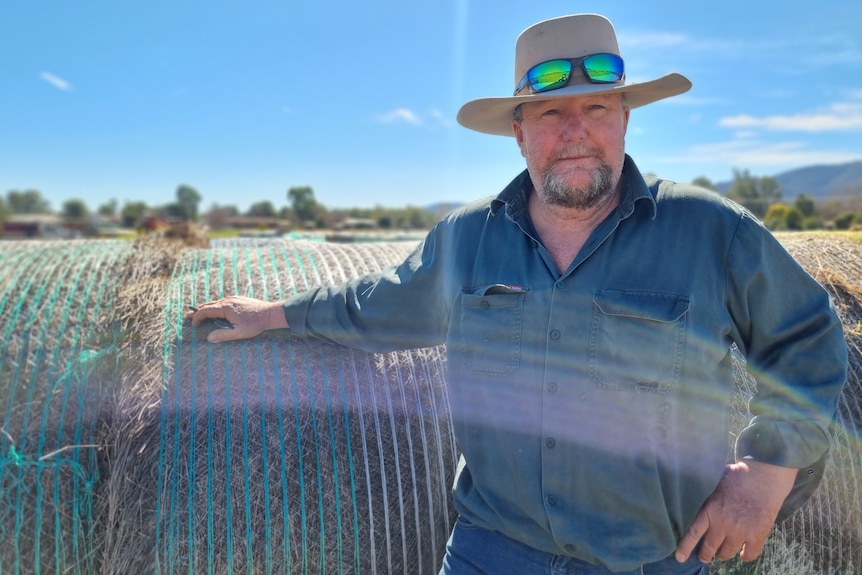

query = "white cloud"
[[374, 107, 456, 129], [40, 71, 72, 91], [719, 97, 862, 132], [375, 108, 422, 126], [675, 138, 861, 169]]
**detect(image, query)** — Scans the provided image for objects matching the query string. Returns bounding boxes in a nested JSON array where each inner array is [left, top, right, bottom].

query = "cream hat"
[[456, 13, 691, 136]]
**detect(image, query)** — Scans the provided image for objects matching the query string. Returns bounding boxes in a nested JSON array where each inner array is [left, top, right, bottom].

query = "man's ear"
[[513, 120, 526, 157]]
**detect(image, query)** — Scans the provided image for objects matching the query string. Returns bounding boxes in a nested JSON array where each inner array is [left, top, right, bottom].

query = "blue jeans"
[[439, 516, 708, 575]]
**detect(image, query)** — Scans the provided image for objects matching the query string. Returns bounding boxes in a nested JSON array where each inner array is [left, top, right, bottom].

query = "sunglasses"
[[513, 53, 624, 96]]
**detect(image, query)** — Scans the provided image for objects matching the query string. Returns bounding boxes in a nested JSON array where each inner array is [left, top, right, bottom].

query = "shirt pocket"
[[590, 290, 689, 393], [458, 285, 526, 375]]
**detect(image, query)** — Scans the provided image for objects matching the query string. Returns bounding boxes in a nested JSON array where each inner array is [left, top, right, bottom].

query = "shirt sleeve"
[[281, 225, 451, 353], [726, 212, 848, 470]]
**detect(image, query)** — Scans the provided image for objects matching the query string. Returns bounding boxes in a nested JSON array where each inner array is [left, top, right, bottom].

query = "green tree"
[[763, 203, 803, 231], [7, 189, 51, 214], [98, 198, 119, 217], [61, 198, 89, 220], [246, 201, 278, 218], [835, 211, 857, 230], [0, 196, 10, 222], [407, 206, 435, 229], [759, 176, 782, 205], [725, 169, 782, 218], [121, 201, 148, 229], [691, 176, 716, 191], [763, 204, 787, 231], [802, 215, 824, 231], [176, 184, 202, 221], [793, 194, 816, 218], [288, 186, 325, 225], [785, 206, 803, 230]]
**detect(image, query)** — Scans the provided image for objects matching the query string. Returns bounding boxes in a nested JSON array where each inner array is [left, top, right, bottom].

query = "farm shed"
[[1, 213, 77, 239]]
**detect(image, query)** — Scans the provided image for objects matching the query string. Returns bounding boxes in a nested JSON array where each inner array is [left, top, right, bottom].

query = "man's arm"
[[675, 460, 797, 564], [189, 295, 288, 342], [677, 215, 847, 565]]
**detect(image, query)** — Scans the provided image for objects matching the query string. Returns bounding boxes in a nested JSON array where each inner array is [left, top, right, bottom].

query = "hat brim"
[[456, 73, 692, 137]]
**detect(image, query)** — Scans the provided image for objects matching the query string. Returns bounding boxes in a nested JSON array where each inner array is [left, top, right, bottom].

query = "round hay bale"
[[101, 238, 457, 574], [0, 239, 132, 574], [0, 235, 456, 574], [720, 234, 862, 574], [3, 231, 859, 575]]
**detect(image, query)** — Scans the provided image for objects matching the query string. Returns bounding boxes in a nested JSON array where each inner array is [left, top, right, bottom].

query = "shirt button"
[[547, 495, 557, 506], [550, 329, 561, 340], [545, 437, 556, 449], [564, 544, 575, 553], [556, 280, 566, 289], [480, 300, 490, 310], [547, 382, 558, 393]]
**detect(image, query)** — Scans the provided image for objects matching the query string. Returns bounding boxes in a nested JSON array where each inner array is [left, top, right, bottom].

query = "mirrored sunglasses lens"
[[528, 60, 572, 92], [583, 54, 623, 83]]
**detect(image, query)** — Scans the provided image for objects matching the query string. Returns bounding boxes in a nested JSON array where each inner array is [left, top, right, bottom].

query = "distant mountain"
[[715, 160, 862, 201], [426, 161, 862, 210], [425, 202, 463, 216]]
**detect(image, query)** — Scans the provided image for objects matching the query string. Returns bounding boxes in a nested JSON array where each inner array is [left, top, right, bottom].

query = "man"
[[190, 14, 847, 574]]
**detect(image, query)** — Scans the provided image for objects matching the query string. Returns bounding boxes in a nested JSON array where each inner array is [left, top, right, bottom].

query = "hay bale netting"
[[720, 234, 862, 575], [101, 236, 457, 575], [0, 234, 457, 574], [4, 230, 860, 575], [0, 239, 133, 574]]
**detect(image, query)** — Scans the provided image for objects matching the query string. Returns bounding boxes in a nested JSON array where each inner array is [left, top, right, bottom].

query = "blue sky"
[[2, 1, 861, 213]]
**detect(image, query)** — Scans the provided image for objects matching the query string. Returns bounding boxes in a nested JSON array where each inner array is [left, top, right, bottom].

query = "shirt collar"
[[491, 154, 658, 221], [619, 155, 658, 220]]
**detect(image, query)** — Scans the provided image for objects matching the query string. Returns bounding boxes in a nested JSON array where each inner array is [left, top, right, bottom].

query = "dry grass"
[[1, 229, 859, 574]]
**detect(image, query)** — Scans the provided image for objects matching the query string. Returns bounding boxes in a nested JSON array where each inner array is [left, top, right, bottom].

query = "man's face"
[[512, 93, 630, 211]]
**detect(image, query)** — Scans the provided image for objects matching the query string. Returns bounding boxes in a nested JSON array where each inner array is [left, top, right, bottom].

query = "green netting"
[[0, 233, 859, 574], [0, 240, 130, 575], [0, 236, 457, 574]]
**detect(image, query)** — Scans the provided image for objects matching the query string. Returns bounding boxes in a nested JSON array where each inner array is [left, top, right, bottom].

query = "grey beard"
[[540, 162, 615, 211]]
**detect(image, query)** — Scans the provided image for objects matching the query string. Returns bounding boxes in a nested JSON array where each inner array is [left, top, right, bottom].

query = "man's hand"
[[675, 460, 797, 564], [188, 295, 288, 343]]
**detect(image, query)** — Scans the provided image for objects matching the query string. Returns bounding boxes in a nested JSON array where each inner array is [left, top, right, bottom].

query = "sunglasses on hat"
[[513, 53, 624, 96]]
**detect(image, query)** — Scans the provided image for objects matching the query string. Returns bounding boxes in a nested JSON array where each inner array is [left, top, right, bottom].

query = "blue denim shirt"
[[283, 155, 847, 571]]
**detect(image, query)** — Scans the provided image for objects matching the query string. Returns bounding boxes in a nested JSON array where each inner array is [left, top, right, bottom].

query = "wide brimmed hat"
[[457, 14, 692, 137]]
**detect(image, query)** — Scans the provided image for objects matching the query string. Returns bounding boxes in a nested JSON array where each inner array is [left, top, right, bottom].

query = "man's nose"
[[560, 112, 587, 140]]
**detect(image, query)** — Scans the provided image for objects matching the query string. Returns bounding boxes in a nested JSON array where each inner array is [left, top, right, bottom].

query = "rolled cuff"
[[281, 288, 320, 339], [735, 420, 831, 521], [734, 419, 829, 468]]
